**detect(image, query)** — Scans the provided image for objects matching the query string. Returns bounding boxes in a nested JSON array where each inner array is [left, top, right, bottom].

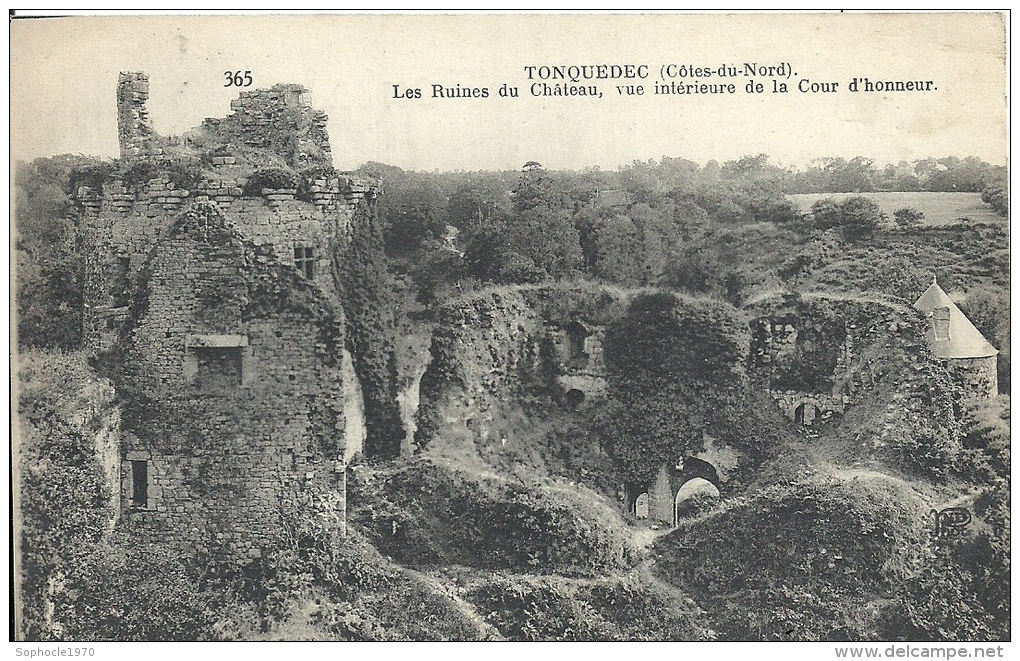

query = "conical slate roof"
[[914, 279, 998, 359]]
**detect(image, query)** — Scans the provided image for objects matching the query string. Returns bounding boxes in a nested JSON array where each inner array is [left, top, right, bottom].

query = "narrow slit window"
[[294, 245, 316, 279], [131, 460, 148, 508], [111, 255, 131, 307]]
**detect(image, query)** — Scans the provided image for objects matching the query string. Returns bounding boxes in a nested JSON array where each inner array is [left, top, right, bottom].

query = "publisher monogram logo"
[[931, 507, 971, 541]]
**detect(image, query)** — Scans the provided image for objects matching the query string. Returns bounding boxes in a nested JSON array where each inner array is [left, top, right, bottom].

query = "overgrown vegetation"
[[349, 459, 633, 577], [15, 156, 103, 349], [17, 352, 113, 640], [15, 146, 1009, 642], [242, 167, 299, 195], [654, 474, 934, 641], [334, 199, 404, 459], [595, 292, 778, 484], [468, 568, 712, 641]]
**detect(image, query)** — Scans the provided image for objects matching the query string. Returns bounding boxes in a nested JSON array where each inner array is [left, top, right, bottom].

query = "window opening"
[[112, 255, 131, 307], [932, 306, 951, 340], [195, 346, 243, 387], [131, 460, 148, 508], [294, 245, 316, 279]]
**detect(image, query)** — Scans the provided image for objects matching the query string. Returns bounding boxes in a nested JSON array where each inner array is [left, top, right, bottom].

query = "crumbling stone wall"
[[415, 288, 544, 449], [201, 84, 332, 169], [745, 293, 949, 425], [117, 72, 156, 159], [415, 283, 628, 451], [946, 355, 998, 400], [81, 73, 378, 353], [74, 72, 389, 562], [116, 206, 346, 562], [550, 322, 607, 400]]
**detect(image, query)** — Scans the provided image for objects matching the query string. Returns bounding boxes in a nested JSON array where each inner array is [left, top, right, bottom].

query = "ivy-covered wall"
[[112, 205, 348, 563]]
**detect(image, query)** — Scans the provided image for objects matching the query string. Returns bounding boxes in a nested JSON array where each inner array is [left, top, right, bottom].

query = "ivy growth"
[[333, 198, 404, 459]]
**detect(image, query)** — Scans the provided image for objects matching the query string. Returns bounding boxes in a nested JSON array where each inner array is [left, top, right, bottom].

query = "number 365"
[[224, 70, 253, 87]]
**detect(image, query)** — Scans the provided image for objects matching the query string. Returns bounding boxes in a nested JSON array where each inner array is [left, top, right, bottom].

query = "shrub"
[[468, 569, 711, 641], [120, 159, 203, 192], [68, 162, 115, 195], [335, 200, 404, 459], [654, 475, 932, 641], [54, 541, 222, 641], [981, 183, 1008, 216], [893, 207, 925, 228], [354, 460, 632, 577], [296, 165, 343, 202], [811, 196, 884, 241], [893, 484, 1009, 641], [17, 352, 113, 640]]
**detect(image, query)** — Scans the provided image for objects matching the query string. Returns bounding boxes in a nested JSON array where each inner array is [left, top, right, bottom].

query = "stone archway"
[[635, 492, 649, 519], [673, 477, 720, 524], [645, 457, 723, 527], [677, 456, 721, 491]]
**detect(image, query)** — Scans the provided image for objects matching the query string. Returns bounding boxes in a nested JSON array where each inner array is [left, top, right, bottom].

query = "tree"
[[447, 176, 512, 231], [959, 287, 1010, 394], [15, 155, 108, 349], [588, 215, 643, 284], [816, 156, 877, 193], [462, 206, 582, 284], [355, 162, 449, 259]]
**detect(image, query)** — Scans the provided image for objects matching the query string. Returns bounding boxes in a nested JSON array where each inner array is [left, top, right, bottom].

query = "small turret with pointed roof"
[[914, 275, 997, 359]]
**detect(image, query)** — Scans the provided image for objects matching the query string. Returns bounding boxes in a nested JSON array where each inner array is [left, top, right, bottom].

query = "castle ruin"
[[78, 72, 376, 562]]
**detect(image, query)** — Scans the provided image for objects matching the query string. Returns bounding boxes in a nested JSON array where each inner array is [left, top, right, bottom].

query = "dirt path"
[[402, 566, 505, 641], [631, 526, 672, 550]]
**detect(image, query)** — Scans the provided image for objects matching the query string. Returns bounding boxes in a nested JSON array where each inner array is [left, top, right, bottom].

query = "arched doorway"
[[635, 493, 649, 519], [564, 321, 590, 369], [794, 402, 817, 425], [564, 388, 586, 409], [674, 477, 720, 524]]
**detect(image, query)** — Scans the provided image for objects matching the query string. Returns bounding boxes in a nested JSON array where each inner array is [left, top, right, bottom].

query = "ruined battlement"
[[202, 83, 332, 169], [82, 73, 378, 353]]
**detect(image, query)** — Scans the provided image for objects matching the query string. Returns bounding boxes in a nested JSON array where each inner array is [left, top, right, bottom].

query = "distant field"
[[787, 192, 1003, 227]]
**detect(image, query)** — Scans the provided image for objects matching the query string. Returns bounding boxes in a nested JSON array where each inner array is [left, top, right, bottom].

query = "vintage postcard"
[[10, 11, 1010, 652]]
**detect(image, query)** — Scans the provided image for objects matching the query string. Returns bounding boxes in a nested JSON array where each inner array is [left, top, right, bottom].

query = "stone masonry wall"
[[117, 72, 156, 159], [79, 181, 368, 350], [947, 355, 998, 400], [202, 84, 332, 169], [119, 227, 346, 563], [82, 74, 379, 351]]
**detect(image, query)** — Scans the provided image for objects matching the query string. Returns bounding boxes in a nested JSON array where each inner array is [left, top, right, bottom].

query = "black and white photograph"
[[9, 11, 1010, 652]]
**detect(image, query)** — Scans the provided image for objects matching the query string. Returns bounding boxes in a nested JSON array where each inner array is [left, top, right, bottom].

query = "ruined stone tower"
[[116, 72, 156, 159], [78, 72, 376, 562]]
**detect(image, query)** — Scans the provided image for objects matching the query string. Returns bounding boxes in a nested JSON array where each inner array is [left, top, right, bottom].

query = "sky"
[[9, 12, 1009, 173]]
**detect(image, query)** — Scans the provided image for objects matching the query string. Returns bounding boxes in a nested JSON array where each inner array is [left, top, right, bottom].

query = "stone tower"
[[914, 276, 999, 399], [77, 73, 380, 562]]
